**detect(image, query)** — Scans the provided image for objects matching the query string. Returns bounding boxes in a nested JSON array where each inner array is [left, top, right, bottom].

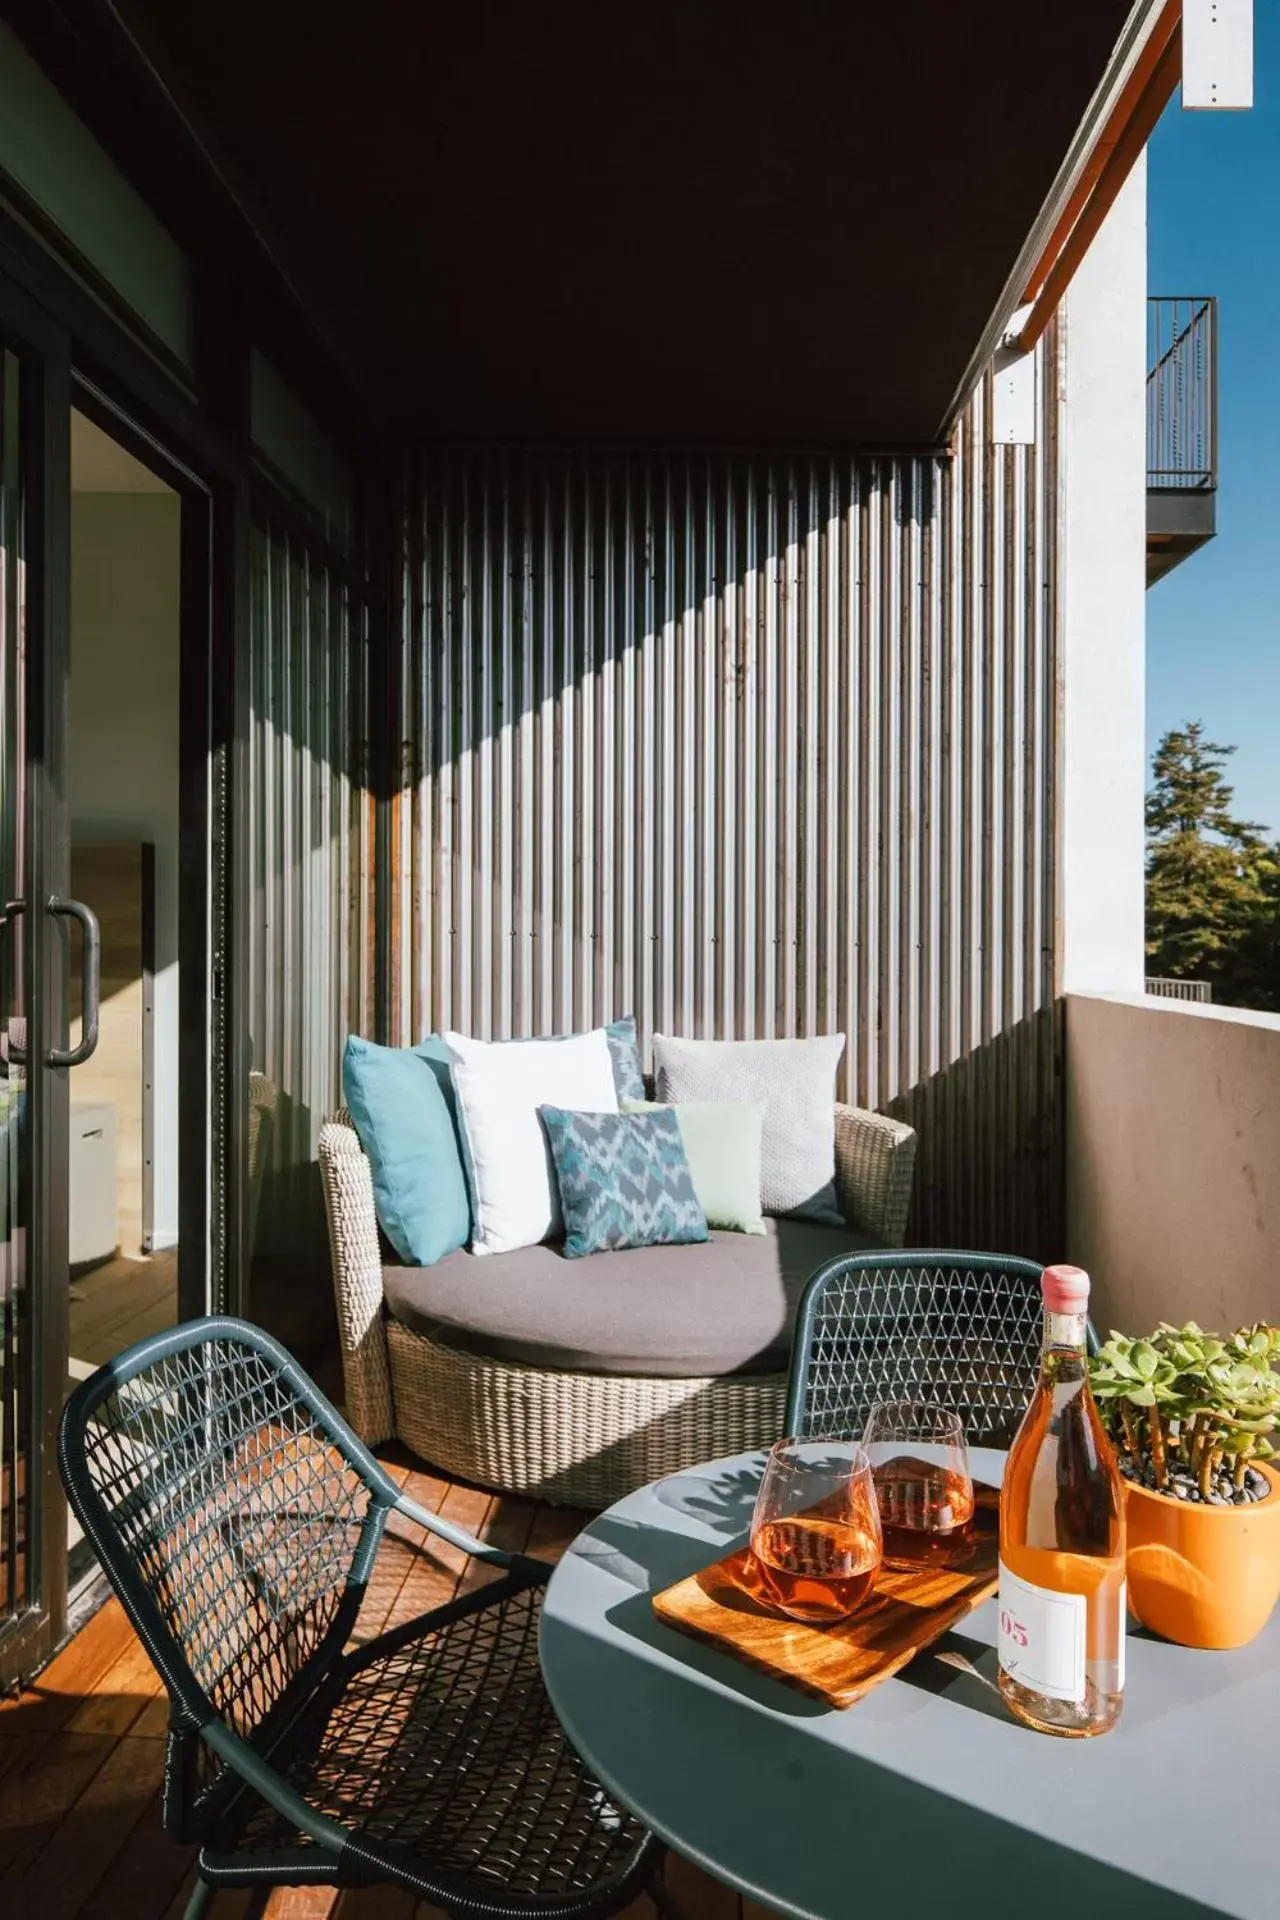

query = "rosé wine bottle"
[[997, 1265, 1126, 1737]]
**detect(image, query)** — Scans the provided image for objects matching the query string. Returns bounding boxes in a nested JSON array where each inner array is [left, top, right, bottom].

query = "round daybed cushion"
[[381, 1218, 879, 1379]]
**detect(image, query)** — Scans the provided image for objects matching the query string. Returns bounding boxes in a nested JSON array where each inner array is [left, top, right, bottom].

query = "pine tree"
[[1145, 722, 1271, 991], [1228, 842, 1280, 1012]]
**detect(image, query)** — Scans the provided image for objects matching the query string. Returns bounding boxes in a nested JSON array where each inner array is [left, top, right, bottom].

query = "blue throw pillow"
[[539, 1105, 709, 1259], [342, 1036, 471, 1266], [412, 1034, 462, 1128]]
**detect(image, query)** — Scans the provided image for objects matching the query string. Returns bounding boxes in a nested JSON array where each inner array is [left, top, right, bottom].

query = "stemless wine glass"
[[749, 1438, 883, 1625], [862, 1401, 975, 1570]]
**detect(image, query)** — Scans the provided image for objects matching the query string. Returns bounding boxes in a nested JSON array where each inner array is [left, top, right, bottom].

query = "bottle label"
[[997, 1561, 1086, 1703]]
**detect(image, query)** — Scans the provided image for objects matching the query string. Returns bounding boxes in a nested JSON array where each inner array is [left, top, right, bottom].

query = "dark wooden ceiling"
[[110, 0, 1134, 446]]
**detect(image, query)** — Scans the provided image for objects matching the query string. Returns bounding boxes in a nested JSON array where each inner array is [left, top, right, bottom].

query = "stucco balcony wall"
[[1066, 991, 1280, 1335]]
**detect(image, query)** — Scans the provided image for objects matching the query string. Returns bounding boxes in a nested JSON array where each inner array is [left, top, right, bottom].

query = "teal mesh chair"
[[785, 1250, 1088, 1445], [60, 1317, 668, 1919]]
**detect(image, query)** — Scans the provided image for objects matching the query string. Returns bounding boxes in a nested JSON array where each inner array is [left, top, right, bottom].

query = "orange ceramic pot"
[[1124, 1462, 1280, 1649]]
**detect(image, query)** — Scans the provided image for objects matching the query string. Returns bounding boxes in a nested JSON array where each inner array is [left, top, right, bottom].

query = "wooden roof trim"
[[1017, 15, 1182, 355], [1021, 0, 1182, 307]]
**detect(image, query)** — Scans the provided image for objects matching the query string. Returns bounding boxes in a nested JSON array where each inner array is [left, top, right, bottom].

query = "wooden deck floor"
[[0, 1449, 776, 1920]]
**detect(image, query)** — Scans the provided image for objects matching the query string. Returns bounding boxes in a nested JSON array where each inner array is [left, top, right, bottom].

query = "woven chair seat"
[[59, 1318, 664, 1919], [223, 1579, 647, 1903]]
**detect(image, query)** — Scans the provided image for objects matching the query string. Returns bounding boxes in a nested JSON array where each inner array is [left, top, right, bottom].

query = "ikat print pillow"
[[539, 1106, 709, 1259]]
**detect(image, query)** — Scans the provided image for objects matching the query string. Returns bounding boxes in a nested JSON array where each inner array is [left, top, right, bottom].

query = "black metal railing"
[[1147, 296, 1217, 490]]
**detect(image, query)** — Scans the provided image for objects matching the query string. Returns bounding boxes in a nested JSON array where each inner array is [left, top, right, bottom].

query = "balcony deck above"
[[1147, 295, 1218, 586]]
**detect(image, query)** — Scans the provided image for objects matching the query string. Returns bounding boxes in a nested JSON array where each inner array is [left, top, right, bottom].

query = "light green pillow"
[[622, 1098, 766, 1234]]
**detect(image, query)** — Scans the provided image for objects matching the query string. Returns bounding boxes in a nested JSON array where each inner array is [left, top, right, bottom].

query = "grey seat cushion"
[[382, 1218, 879, 1378]]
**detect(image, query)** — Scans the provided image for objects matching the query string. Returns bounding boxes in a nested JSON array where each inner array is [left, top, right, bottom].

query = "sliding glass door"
[[0, 278, 76, 1689]]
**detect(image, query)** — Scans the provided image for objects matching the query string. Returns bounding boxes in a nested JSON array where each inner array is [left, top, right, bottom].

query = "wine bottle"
[[998, 1265, 1125, 1737]]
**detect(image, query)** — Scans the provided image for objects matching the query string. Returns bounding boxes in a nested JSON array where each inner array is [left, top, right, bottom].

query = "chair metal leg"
[[183, 1875, 215, 1920]]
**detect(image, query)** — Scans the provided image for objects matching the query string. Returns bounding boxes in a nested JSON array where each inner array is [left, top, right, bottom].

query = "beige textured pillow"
[[651, 1034, 845, 1222]]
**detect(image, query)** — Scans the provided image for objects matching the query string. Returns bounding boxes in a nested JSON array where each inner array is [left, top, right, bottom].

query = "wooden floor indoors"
[[69, 1250, 179, 1371], [0, 1447, 777, 1920]]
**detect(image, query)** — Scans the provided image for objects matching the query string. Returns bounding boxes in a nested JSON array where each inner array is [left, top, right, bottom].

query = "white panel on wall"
[[1183, 0, 1254, 110], [994, 337, 1038, 446]]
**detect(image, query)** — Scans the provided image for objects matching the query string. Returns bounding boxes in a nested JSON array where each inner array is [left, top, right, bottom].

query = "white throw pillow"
[[445, 1029, 619, 1255], [651, 1033, 845, 1222]]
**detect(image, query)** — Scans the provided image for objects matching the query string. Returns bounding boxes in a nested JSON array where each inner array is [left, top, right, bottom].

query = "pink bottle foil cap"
[[1042, 1264, 1091, 1312]]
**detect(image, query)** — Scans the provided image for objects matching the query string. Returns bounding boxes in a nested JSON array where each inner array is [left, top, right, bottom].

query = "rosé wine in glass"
[[863, 1401, 975, 1570], [750, 1439, 882, 1626]]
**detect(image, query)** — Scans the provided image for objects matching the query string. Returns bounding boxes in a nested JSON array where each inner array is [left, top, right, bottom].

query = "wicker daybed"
[[319, 1102, 917, 1506]]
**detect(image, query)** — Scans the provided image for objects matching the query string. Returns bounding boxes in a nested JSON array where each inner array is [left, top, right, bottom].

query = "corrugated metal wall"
[[248, 521, 375, 1255], [391, 331, 1063, 1256]]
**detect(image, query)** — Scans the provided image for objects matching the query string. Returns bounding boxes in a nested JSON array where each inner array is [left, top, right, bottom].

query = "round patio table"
[[539, 1448, 1278, 1920]]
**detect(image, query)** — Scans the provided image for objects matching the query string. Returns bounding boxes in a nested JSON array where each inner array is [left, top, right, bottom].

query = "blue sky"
[[1147, 13, 1280, 836]]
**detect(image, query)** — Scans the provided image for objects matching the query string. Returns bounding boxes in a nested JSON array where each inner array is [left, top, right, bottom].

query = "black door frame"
[[0, 201, 263, 1301], [0, 105, 375, 1665], [0, 268, 73, 1686], [0, 212, 246, 1680]]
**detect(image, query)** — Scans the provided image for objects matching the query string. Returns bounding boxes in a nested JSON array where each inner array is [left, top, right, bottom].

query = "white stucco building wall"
[[1057, 152, 1149, 997]]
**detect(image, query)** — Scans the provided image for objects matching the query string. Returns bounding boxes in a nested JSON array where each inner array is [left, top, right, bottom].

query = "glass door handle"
[[47, 896, 101, 1068], [0, 898, 25, 1063]]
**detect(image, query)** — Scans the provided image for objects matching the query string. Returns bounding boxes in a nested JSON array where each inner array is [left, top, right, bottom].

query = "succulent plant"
[[1090, 1321, 1280, 1499]]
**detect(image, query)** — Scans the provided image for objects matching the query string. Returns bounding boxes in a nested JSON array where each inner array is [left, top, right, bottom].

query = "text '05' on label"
[[997, 1561, 1086, 1704]]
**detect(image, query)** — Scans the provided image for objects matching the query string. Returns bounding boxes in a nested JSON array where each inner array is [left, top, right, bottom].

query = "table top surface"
[[539, 1447, 1277, 1920]]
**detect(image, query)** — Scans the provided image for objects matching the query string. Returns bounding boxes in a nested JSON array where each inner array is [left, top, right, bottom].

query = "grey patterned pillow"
[[651, 1033, 845, 1223], [539, 1106, 709, 1258]]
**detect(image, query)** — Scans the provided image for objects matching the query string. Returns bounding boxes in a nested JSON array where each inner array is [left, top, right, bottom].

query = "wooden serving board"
[[652, 1484, 999, 1709]]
